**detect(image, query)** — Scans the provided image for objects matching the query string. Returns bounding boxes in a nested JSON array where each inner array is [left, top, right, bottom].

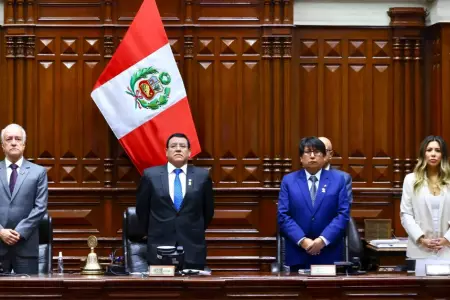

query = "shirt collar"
[[167, 162, 187, 174], [5, 157, 24, 169], [324, 164, 330, 171], [305, 168, 322, 182]]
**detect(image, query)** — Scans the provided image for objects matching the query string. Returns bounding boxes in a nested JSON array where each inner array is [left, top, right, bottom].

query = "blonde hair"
[[413, 135, 450, 193]]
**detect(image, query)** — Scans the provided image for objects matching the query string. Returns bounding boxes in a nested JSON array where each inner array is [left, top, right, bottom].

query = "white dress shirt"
[[298, 168, 329, 247], [5, 157, 24, 185], [305, 169, 322, 192], [167, 163, 187, 203]]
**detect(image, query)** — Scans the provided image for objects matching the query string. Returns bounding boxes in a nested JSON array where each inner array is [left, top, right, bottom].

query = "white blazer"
[[400, 173, 450, 259]]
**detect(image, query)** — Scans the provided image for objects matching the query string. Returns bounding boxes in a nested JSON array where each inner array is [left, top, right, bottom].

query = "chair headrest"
[[125, 207, 147, 242]]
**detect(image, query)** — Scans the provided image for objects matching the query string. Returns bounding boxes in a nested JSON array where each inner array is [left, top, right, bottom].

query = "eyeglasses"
[[303, 150, 323, 156]]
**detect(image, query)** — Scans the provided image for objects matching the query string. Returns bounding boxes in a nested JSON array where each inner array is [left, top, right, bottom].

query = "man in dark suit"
[[0, 124, 48, 274], [318, 137, 353, 204], [278, 137, 350, 271], [136, 133, 214, 270]]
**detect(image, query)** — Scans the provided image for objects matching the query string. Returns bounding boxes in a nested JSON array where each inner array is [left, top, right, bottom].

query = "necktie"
[[9, 163, 18, 194], [173, 169, 183, 211], [309, 175, 318, 206]]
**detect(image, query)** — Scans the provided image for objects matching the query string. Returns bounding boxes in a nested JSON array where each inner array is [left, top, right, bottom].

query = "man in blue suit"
[[278, 137, 350, 271]]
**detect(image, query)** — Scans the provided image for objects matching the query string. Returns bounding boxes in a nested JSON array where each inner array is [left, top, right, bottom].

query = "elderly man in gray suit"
[[0, 124, 48, 274]]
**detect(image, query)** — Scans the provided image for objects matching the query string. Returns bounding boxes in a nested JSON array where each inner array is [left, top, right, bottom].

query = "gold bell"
[[81, 236, 104, 275]]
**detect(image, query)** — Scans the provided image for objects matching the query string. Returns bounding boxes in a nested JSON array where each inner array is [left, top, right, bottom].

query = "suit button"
[[312, 217, 315, 221]]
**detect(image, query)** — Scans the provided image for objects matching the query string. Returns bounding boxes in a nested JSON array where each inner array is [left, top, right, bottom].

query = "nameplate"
[[310, 265, 336, 276], [149, 265, 175, 276], [425, 264, 450, 276]]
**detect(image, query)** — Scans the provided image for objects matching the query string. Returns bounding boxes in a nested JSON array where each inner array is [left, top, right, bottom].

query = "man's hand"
[[300, 238, 314, 251], [0, 229, 20, 245], [306, 238, 325, 255]]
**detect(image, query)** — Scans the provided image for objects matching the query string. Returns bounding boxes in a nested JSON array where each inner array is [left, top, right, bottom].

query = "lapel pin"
[[188, 179, 192, 186], [322, 185, 326, 193]]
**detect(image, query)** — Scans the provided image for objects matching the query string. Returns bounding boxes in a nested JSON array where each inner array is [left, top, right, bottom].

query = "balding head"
[[318, 137, 333, 168]]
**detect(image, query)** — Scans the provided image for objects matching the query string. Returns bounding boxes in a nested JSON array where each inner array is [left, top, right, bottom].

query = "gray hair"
[[1, 123, 27, 144]]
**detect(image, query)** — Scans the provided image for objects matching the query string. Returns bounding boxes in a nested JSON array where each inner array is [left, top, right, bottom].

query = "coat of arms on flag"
[[126, 67, 172, 110]]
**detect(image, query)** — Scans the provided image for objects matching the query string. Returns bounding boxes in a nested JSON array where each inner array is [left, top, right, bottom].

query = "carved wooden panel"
[[293, 29, 393, 188]]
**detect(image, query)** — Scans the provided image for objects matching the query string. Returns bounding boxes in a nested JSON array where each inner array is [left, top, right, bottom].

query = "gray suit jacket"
[[0, 159, 48, 257], [326, 166, 353, 204]]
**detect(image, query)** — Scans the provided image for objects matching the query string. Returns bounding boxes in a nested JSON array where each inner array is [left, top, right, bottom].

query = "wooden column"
[[103, 34, 115, 188], [283, 36, 292, 177], [262, 36, 273, 187], [273, 0, 281, 24], [104, 0, 112, 24], [185, 0, 193, 24], [5, 36, 15, 124], [6, 0, 14, 24], [413, 39, 423, 157], [391, 37, 404, 188], [388, 7, 425, 186], [283, 0, 291, 24], [25, 36, 36, 160], [16, 0, 25, 24], [263, 0, 271, 24], [272, 36, 282, 187], [403, 39, 413, 174], [14, 36, 25, 125], [26, 0, 35, 24]]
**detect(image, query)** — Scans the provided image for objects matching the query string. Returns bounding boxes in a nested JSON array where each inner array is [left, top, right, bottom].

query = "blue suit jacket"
[[277, 168, 350, 266]]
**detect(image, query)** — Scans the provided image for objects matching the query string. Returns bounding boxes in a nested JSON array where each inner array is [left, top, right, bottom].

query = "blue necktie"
[[173, 169, 183, 211]]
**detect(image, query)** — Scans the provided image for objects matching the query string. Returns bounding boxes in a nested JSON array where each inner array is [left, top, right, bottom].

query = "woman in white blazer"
[[401, 135, 450, 259]]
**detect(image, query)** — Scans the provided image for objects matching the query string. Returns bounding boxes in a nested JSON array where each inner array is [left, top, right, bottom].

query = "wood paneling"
[[1, 274, 450, 299], [0, 1, 432, 271]]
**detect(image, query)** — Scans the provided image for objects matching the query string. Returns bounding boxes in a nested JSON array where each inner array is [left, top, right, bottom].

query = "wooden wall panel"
[[0, 1, 431, 271], [292, 28, 394, 189]]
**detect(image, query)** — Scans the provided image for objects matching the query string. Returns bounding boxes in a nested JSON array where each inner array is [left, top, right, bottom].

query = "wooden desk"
[[0, 273, 449, 299], [366, 244, 407, 269]]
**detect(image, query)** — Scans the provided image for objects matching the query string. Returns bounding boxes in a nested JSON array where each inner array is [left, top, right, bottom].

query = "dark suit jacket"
[[136, 164, 214, 267], [277, 169, 350, 267], [0, 159, 48, 257]]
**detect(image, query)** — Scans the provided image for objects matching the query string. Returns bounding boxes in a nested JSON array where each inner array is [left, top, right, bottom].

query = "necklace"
[[428, 179, 441, 196]]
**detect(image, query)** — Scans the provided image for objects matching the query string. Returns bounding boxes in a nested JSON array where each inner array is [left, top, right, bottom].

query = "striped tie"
[[309, 175, 318, 206]]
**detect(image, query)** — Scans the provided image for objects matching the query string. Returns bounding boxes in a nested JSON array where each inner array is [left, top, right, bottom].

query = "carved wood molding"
[[389, 7, 426, 188]]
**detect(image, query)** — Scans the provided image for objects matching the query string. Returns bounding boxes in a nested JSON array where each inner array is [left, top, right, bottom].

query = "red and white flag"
[[91, 0, 200, 174]]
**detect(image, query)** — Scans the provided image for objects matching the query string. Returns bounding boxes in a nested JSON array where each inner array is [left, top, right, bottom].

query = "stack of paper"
[[369, 239, 407, 248]]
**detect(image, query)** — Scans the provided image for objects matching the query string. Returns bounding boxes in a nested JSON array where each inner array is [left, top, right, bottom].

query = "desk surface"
[[366, 244, 407, 252], [0, 273, 449, 299]]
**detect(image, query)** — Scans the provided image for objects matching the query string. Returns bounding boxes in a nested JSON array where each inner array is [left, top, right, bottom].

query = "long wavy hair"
[[413, 135, 450, 193]]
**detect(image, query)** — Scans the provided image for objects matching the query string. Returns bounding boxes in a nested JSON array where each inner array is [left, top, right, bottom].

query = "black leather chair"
[[38, 213, 53, 274], [271, 217, 364, 273], [122, 207, 148, 273]]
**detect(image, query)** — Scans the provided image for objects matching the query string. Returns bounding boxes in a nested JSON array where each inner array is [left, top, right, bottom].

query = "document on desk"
[[369, 239, 407, 248]]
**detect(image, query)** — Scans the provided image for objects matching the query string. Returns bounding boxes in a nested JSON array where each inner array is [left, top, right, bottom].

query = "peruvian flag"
[[91, 0, 200, 174]]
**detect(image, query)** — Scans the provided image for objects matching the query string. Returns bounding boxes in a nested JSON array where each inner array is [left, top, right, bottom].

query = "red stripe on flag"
[[119, 98, 201, 174], [93, 0, 168, 90]]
